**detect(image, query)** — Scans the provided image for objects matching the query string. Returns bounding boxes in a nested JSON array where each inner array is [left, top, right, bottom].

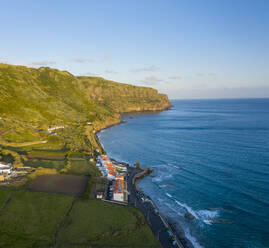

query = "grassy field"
[[24, 158, 66, 170], [27, 150, 66, 160], [0, 187, 11, 207], [0, 187, 160, 248], [0, 187, 74, 248], [67, 159, 101, 176], [57, 199, 160, 248], [29, 174, 88, 196]]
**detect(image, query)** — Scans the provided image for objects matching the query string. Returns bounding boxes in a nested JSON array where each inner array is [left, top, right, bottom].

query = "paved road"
[[127, 167, 184, 248]]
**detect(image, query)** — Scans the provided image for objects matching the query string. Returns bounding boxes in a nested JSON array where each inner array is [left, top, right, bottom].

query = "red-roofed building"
[[113, 177, 125, 201], [107, 170, 116, 180]]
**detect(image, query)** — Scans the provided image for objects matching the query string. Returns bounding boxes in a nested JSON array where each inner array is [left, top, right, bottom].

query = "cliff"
[[0, 63, 171, 153]]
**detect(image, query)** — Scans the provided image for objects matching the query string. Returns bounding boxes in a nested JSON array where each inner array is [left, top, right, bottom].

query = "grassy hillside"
[[0, 63, 171, 155]]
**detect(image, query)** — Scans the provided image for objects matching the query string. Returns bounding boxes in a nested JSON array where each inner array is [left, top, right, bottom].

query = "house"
[[115, 164, 127, 172], [106, 165, 115, 172], [107, 171, 116, 180], [113, 176, 125, 202], [101, 155, 110, 161], [47, 125, 65, 133], [0, 162, 12, 174], [96, 192, 103, 199]]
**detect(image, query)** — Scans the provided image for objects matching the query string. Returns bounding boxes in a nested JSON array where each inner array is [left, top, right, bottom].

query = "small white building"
[[107, 171, 116, 181], [0, 162, 12, 174], [113, 192, 124, 201], [96, 192, 103, 199], [115, 164, 127, 172], [48, 126, 65, 133]]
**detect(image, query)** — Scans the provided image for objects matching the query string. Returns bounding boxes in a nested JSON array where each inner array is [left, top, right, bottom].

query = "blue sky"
[[0, 0, 268, 98]]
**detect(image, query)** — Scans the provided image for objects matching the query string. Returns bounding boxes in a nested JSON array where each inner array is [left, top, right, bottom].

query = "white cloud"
[[140, 76, 164, 85], [81, 72, 99, 76], [30, 60, 57, 66], [131, 65, 160, 73], [104, 70, 117, 74], [72, 58, 95, 63]]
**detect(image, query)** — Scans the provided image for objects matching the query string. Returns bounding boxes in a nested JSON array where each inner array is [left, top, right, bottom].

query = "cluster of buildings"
[[0, 162, 31, 182], [97, 155, 128, 202], [47, 125, 65, 134], [0, 162, 13, 181]]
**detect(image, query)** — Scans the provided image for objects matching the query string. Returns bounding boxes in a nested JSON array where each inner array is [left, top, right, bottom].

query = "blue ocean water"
[[98, 99, 269, 248]]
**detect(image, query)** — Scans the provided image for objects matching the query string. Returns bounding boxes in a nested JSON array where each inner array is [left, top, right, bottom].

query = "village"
[[96, 155, 128, 203], [0, 161, 32, 183]]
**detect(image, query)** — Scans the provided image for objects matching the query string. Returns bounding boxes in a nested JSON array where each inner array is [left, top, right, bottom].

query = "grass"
[[0, 188, 160, 248], [27, 150, 66, 160], [29, 174, 88, 196], [0, 187, 11, 207], [57, 199, 160, 247], [0, 187, 74, 248], [28, 167, 58, 179], [24, 158, 66, 170], [67, 160, 101, 176]]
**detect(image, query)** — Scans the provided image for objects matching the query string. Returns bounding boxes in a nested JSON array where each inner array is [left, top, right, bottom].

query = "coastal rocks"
[[184, 212, 196, 220]]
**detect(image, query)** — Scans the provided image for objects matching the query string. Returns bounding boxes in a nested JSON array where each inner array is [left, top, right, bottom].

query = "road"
[[127, 167, 185, 248]]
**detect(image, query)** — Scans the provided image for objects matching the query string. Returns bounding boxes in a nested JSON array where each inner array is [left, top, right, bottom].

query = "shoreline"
[[95, 107, 192, 248]]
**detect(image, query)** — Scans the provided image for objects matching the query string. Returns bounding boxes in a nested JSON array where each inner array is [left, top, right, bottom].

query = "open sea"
[[98, 99, 269, 248]]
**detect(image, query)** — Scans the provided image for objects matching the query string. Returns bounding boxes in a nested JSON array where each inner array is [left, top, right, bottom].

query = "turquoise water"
[[98, 99, 269, 248]]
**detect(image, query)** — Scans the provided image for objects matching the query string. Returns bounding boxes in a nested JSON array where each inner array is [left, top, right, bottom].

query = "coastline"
[[95, 107, 193, 248]]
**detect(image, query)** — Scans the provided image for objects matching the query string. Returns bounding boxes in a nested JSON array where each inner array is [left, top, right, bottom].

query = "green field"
[[0, 187, 160, 248], [0, 187, 74, 248], [57, 199, 160, 248], [24, 158, 66, 170], [27, 150, 67, 160], [67, 159, 101, 176]]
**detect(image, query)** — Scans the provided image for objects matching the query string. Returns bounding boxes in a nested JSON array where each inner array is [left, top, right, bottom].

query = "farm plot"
[[27, 150, 66, 160], [67, 159, 100, 176], [0, 188, 73, 248], [57, 199, 160, 247], [29, 174, 88, 196], [24, 158, 66, 170]]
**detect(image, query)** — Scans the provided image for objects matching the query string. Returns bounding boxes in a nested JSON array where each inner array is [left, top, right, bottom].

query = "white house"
[[48, 126, 65, 133], [0, 162, 12, 174], [96, 192, 103, 199], [112, 176, 125, 202], [107, 171, 116, 181]]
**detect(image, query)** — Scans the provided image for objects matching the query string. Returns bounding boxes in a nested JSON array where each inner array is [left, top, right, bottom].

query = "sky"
[[0, 0, 268, 99]]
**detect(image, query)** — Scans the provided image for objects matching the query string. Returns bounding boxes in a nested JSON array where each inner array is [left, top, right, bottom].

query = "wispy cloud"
[[81, 72, 99, 76], [72, 58, 95, 63], [104, 69, 117, 74], [131, 65, 160, 73], [168, 76, 182, 80], [196, 73, 204, 77], [208, 73, 217, 77], [140, 76, 164, 85], [30, 60, 57, 66]]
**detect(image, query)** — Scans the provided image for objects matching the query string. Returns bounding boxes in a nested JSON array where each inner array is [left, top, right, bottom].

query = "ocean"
[[98, 99, 269, 248]]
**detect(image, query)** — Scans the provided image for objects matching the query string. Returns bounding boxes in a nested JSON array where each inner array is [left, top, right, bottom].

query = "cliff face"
[[78, 76, 171, 114], [0, 64, 171, 124], [0, 63, 171, 152]]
